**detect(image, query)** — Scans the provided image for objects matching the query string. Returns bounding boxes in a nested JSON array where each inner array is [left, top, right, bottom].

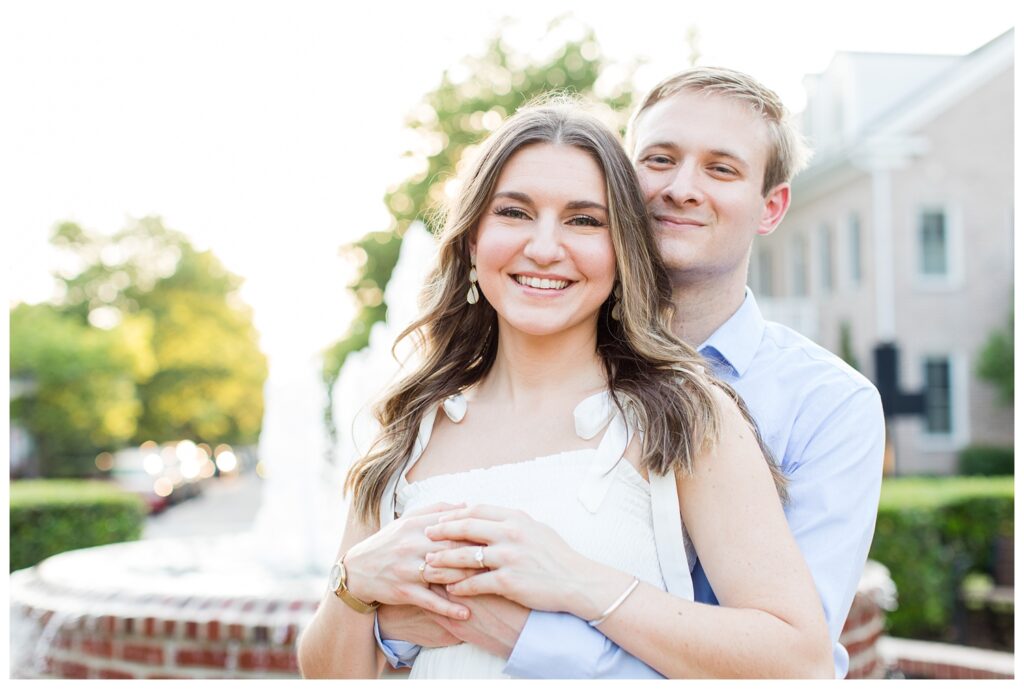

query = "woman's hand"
[[422, 504, 613, 618], [343, 502, 479, 620]]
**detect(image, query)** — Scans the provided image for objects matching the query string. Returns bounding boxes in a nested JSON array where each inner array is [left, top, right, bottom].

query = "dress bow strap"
[[575, 391, 632, 513], [379, 401, 443, 527], [573, 390, 617, 440], [649, 470, 697, 598]]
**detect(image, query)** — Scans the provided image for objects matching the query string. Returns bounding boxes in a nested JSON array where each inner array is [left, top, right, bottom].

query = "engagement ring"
[[474, 546, 486, 569]]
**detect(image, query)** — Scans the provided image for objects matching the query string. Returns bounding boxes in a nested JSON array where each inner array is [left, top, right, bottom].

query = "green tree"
[[323, 21, 639, 428], [977, 308, 1013, 406], [838, 321, 860, 371], [10, 303, 152, 476], [50, 216, 267, 447]]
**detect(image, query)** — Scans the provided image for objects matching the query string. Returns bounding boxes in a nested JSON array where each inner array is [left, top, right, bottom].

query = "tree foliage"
[[11, 216, 267, 476], [322, 21, 637, 401], [976, 307, 1013, 406], [10, 303, 149, 476]]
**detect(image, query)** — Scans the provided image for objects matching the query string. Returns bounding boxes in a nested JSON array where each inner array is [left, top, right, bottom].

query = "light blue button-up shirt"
[[378, 290, 885, 678]]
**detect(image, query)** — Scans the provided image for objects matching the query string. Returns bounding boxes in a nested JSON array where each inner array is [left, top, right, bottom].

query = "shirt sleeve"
[[782, 385, 886, 676], [504, 611, 663, 679], [373, 612, 421, 669]]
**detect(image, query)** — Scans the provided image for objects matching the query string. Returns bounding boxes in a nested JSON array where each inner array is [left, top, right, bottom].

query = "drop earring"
[[466, 255, 480, 305], [611, 283, 622, 321]]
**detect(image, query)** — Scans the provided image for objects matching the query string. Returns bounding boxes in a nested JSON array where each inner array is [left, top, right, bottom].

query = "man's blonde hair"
[[628, 66, 811, 195]]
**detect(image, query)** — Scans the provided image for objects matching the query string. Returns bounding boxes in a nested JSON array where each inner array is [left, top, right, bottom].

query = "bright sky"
[[1, 0, 1016, 367]]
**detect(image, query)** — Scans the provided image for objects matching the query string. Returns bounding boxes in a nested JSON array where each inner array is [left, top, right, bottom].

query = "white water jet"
[[331, 222, 437, 478]]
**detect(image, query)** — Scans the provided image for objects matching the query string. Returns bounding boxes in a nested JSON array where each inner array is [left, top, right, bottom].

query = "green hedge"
[[10, 479, 146, 572], [870, 477, 1014, 639], [958, 445, 1014, 476]]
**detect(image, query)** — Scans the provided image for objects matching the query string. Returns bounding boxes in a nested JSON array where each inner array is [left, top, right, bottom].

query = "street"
[[142, 472, 264, 540]]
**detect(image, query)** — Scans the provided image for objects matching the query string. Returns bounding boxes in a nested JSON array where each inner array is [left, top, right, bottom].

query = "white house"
[[751, 30, 1014, 474]]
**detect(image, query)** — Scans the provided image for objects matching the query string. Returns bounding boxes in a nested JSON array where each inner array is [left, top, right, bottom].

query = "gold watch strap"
[[333, 558, 379, 614]]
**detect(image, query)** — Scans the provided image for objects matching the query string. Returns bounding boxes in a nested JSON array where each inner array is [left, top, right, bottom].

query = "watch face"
[[328, 563, 343, 592]]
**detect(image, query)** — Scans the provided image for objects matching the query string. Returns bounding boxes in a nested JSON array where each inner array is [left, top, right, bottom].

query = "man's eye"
[[644, 155, 673, 166], [495, 206, 530, 219], [568, 215, 604, 227], [710, 165, 737, 175]]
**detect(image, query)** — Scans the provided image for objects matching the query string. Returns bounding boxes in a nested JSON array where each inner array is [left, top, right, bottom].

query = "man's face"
[[632, 89, 787, 284]]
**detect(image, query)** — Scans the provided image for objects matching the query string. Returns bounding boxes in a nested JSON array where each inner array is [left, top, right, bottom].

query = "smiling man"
[[375, 67, 885, 679]]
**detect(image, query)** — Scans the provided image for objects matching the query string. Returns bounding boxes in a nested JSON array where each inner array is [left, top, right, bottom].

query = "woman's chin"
[[497, 312, 599, 339]]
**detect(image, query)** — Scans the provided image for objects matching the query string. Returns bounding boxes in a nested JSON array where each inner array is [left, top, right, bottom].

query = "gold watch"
[[328, 556, 379, 614]]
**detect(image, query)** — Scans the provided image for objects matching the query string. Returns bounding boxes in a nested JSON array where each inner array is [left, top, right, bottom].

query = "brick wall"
[[841, 590, 887, 679], [11, 566, 318, 680]]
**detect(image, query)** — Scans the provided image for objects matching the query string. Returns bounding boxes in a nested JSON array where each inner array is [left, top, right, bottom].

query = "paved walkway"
[[143, 472, 264, 540]]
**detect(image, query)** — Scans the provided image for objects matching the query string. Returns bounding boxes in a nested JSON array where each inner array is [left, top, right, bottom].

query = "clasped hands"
[[347, 502, 592, 658]]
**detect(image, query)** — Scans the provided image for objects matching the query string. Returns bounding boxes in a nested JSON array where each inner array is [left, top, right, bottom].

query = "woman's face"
[[473, 142, 616, 339]]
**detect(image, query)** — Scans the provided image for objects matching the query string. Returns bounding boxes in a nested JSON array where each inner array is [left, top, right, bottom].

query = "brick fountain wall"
[[10, 537, 323, 679], [12, 541, 908, 679]]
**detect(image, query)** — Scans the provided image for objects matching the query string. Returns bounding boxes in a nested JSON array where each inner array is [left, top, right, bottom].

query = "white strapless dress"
[[377, 391, 695, 680]]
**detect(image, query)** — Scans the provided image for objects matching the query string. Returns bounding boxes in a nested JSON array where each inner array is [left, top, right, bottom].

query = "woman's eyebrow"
[[492, 190, 533, 204], [566, 200, 608, 212], [494, 191, 607, 213]]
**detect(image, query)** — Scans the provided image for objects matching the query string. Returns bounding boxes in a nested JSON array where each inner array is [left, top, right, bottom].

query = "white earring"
[[467, 256, 480, 305]]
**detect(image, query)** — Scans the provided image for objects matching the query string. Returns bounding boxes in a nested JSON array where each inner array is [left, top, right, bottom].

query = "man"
[[375, 67, 885, 678]]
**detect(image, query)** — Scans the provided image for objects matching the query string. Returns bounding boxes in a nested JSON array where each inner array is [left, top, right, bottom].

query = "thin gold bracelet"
[[588, 577, 640, 627]]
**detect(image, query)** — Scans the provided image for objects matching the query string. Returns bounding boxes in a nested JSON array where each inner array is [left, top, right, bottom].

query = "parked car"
[[108, 441, 213, 513]]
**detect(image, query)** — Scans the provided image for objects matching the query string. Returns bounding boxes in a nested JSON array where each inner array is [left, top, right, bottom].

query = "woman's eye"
[[495, 206, 530, 219], [568, 215, 605, 227]]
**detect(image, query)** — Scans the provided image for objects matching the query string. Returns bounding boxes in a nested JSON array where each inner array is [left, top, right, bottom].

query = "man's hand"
[[377, 604, 461, 649], [427, 585, 530, 660]]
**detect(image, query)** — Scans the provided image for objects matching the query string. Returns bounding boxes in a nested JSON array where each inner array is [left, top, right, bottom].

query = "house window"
[[791, 236, 808, 297], [848, 213, 862, 286], [923, 356, 953, 435], [919, 209, 949, 276], [819, 223, 834, 293]]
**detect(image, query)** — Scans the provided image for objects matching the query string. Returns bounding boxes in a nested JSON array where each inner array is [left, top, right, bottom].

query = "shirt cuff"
[[373, 612, 421, 669]]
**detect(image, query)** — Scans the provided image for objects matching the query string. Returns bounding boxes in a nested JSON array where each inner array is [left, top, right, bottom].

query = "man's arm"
[[778, 385, 885, 671], [506, 610, 663, 679]]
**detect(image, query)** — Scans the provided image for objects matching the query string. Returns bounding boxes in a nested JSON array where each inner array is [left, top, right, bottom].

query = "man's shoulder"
[[755, 319, 878, 400], [751, 319, 885, 469]]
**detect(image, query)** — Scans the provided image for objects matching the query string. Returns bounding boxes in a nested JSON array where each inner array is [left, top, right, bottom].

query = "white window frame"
[[913, 202, 964, 291], [917, 351, 970, 452]]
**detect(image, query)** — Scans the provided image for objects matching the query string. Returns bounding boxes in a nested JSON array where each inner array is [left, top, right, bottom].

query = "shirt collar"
[[697, 287, 766, 378]]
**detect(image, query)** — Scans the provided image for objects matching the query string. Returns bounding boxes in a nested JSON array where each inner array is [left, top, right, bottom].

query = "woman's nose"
[[522, 216, 566, 265]]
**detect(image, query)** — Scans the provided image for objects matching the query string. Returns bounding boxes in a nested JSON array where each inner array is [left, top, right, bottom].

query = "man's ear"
[[757, 183, 791, 237]]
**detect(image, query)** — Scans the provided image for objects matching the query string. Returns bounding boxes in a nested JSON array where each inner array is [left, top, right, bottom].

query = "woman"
[[296, 100, 831, 678]]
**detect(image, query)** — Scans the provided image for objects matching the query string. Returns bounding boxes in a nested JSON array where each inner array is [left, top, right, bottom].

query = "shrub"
[[958, 445, 1014, 476], [870, 477, 1014, 640], [10, 479, 146, 572]]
